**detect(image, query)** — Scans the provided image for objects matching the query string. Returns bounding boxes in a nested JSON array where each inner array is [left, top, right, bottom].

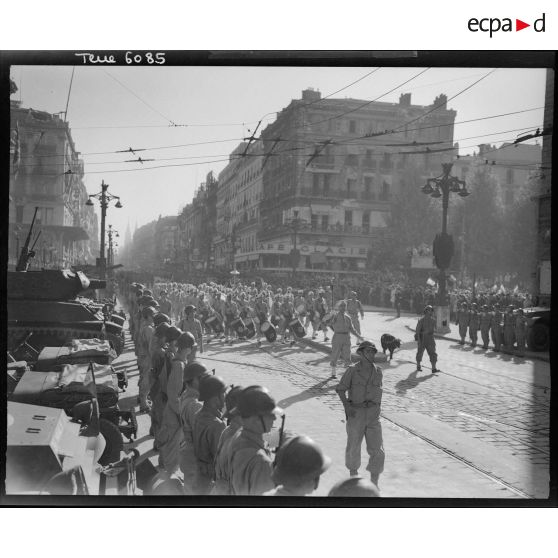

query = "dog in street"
[[380, 333, 401, 361]]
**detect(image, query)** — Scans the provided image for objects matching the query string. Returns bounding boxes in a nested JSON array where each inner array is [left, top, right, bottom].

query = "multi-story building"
[[214, 142, 263, 271], [257, 88, 457, 275], [154, 215, 179, 267], [178, 171, 218, 272], [9, 98, 98, 270]]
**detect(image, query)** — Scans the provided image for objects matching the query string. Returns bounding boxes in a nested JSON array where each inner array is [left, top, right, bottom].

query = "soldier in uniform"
[[178, 361, 209, 493], [149, 322, 170, 443], [514, 308, 527, 357], [264, 435, 331, 496], [223, 293, 240, 344], [415, 305, 439, 373], [253, 293, 270, 347], [456, 301, 470, 345], [137, 306, 156, 412], [228, 386, 282, 496], [179, 305, 204, 355], [479, 305, 492, 350], [192, 375, 227, 494], [468, 303, 480, 347], [158, 332, 196, 475], [503, 305, 516, 352], [158, 290, 172, 317], [328, 300, 363, 378], [212, 386, 244, 495], [335, 341, 385, 488], [490, 303, 503, 352], [313, 291, 330, 342], [346, 291, 365, 336]]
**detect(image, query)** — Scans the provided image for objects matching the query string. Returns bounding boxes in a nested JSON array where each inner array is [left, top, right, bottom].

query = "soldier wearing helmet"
[[490, 303, 503, 352], [158, 290, 172, 317], [212, 385, 245, 495], [503, 305, 516, 352], [228, 386, 283, 495], [415, 305, 439, 373], [313, 291, 330, 341], [192, 375, 228, 494], [158, 332, 197, 475], [178, 362, 210, 492], [455, 301, 470, 345], [336, 340, 385, 488], [265, 435, 331, 496], [329, 300, 363, 378], [479, 305, 492, 350], [346, 291, 365, 336], [149, 322, 171, 445], [328, 476, 380, 498], [514, 308, 527, 357], [137, 306, 157, 412]]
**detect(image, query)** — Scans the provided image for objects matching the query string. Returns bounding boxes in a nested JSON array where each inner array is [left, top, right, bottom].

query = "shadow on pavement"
[[395, 370, 436, 396], [277, 377, 338, 409]]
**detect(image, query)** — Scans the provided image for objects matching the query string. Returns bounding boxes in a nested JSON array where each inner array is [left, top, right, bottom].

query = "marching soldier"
[[264, 435, 331, 496], [346, 291, 365, 336], [456, 301, 470, 345], [228, 386, 282, 496], [137, 306, 156, 413], [192, 375, 227, 494], [158, 290, 172, 317], [415, 305, 439, 373], [468, 303, 480, 347], [479, 305, 492, 350], [179, 305, 204, 355], [490, 303, 503, 352], [503, 305, 516, 352], [514, 308, 527, 357], [328, 300, 363, 378], [335, 341, 385, 488], [149, 322, 170, 442]]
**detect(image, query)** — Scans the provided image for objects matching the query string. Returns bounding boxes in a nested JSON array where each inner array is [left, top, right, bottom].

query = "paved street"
[[115, 306, 551, 499]]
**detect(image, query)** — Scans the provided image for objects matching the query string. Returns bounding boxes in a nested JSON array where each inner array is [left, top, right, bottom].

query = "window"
[[380, 181, 391, 201], [364, 176, 374, 199], [362, 211, 370, 233], [312, 173, 320, 195], [321, 215, 329, 231], [323, 174, 330, 196], [381, 153, 392, 171], [345, 210, 353, 227], [345, 154, 358, 167], [311, 214, 319, 230], [349, 120, 356, 133]]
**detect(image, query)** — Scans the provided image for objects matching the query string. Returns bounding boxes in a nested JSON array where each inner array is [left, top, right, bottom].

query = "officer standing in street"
[[415, 305, 439, 373], [264, 435, 331, 496], [192, 375, 227, 494], [158, 290, 172, 317], [228, 386, 283, 496], [328, 300, 363, 378], [346, 291, 365, 335], [179, 305, 204, 354], [335, 341, 385, 488], [503, 305, 516, 352], [137, 306, 156, 413]]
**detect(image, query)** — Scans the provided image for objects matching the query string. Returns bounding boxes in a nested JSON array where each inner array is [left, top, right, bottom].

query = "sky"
[[10, 64, 548, 245]]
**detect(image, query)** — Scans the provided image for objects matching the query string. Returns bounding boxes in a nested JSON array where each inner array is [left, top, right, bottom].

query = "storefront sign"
[[256, 242, 367, 257]]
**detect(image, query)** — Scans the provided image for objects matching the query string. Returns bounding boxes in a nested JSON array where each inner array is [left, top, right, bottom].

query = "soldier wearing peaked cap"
[[336, 340, 385, 489]]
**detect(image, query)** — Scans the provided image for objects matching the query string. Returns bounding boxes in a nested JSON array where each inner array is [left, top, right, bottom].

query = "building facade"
[[256, 88, 457, 275], [9, 99, 98, 270]]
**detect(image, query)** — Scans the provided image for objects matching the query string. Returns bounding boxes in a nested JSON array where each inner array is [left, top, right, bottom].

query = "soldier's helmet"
[[328, 477, 380, 497], [153, 313, 171, 326], [351, 291, 357, 297], [154, 322, 171, 339], [273, 435, 331, 485], [143, 289, 153, 296], [482, 305, 489, 310], [198, 375, 227, 402], [424, 305, 434, 313], [184, 304, 196, 314], [165, 326, 182, 343], [142, 306, 157, 319], [176, 331, 196, 350], [356, 340, 377, 353], [160, 290, 167, 296], [225, 385, 244, 418], [235, 385, 282, 418], [183, 361, 209, 381]]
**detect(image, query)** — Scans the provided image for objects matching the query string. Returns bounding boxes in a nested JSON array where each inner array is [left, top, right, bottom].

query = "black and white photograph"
[[3, 52, 554, 504]]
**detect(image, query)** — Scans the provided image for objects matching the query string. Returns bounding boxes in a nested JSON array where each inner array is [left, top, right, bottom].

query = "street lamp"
[[422, 162, 470, 333], [86, 180, 123, 280], [286, 209, 307, 282]]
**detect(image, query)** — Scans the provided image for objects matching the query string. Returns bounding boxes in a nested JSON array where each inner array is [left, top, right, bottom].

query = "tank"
[[7, 269, 125, 356]]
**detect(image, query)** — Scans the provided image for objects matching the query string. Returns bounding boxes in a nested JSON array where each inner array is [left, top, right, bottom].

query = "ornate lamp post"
[[86, 180, 123, 280], [421, 162, 470, 333]]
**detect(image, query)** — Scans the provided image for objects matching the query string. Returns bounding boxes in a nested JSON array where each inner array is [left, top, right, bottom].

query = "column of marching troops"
[[454, 301, 529, 357], [123, 280, 383, 497]]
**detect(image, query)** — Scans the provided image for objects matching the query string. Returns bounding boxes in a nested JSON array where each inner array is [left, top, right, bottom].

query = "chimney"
[[399, 93, 411, 106], [302, 88, 321, 102]]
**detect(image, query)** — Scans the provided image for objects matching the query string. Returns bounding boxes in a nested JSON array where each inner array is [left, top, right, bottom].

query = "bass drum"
[[205, 316, 224, 334], [243, 320, 256, 340], [230, 317, 246, 336], [289, 318, 306, 338], [261, 321, 277, 343]]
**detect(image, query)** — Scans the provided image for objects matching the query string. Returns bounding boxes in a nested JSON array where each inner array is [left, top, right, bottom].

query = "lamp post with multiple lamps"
[[86, 180, 122, 281], [421, 162, 470, 333]]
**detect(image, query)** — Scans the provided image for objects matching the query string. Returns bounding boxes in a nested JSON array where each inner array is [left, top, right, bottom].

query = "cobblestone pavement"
[[115, 307, 551, 499]]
